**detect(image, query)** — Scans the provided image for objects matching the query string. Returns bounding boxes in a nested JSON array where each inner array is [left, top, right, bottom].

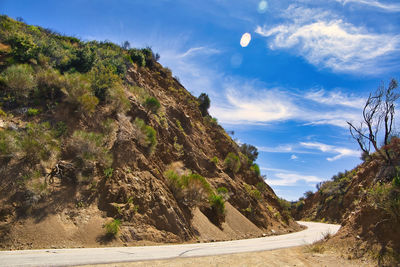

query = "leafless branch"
[[347, 79, 399, 163]]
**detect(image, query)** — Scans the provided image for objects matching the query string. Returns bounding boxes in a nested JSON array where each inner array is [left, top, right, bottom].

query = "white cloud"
[[210, 84, 362, 127], [177, 47, 220, 58], [300, 141, 360, 161], [335, 0, 400, 12], [291, 154, 298, 160], [258, 144, 294, 153], [262, 167, 323, 187], [255, 6, 400, 73], [210, 86, 298, 125], [268, 172, 323, 186], [304, 89, 365, 108]]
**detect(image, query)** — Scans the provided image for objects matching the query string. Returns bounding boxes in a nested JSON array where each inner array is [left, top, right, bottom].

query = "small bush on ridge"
[[104, 219, 121, 237], [224, 152, 241, 173]]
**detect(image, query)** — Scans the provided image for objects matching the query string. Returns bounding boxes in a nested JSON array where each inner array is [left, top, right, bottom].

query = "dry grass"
[[304, 230, 332, 254]]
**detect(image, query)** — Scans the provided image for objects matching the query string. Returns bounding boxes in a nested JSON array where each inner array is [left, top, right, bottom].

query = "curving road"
[[0, 221, 340, 267]]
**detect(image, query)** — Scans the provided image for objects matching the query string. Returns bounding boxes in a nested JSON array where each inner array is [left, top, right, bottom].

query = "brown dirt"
[[77, 246, 374, 267], [294, 148, 400, 265], [191, 202, 263, 242]]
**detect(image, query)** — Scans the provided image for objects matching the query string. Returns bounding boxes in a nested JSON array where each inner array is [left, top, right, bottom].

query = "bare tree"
[[347, 79, 399, 163]]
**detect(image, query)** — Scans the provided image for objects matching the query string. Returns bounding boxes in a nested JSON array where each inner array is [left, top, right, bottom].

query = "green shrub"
[[278, 197, 292, 223], [217, 187, 228, 195], [72, 45, 96, 73], [198, 93, 210, 116], [173, 136, 184, 157], [217, 187, 230, 200], [62, 73, 99, 115], [165, 170, 212, 207], [35, 68, 64, 101], [224, 152, 241, 173], [0, 130, 17, 162], [368, 181, 400, 222], [129, 49, 146, 67], [244, 183, 262, 200], [141, 47, 156, 67], [27, 108, 40, 116], [7, 32, 39, 62], [256, 181, 267, 192], [0, 108, 7, 117], [104, 167, 113, 179], [107, 83, 130, 113], [182, 173, 212, 206], [104, 219, 121, 236], [144, 97, 161, 114], [393, 173, 400, 187], [304, 190, 314, 198], [165, 169, 182, 195], [181, 173, 212, 193], [1, 64, 36, 101], [18, 122, 60, 164], [90, 64, 119, 102], [54, 121, 67, 138], [210, 156, 219, 164], [209, 193, 225, 219], [250, 163, 260, 176], [240, 143, 259, 163], [134, 118, 157, 153], [68, 130, 112, 168]]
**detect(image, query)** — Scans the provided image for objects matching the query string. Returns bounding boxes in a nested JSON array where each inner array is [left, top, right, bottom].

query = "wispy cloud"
[[261, 166, 323, 187], [304, 89, 365, 108], [177, 47, 220, 58], [210, 83, 362, 127], [335, 0, 400, 12], [255, 5, 400, 74], [268, 172, 323, 186], [258, 144, 295, 153], [300, 141, 360, 161], [258, 141, 359, 161], [211, 85, 298, 125]]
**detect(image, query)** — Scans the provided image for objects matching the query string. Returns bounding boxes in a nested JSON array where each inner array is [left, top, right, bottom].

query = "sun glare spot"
[[257, 1, 268, 13], [231, 53, 243, 68], [240, 33, 251, 47]]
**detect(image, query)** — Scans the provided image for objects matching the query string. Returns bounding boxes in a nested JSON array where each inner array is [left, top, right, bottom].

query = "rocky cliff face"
[[0, 16, 300, 249], [293, 140, 400, 265]]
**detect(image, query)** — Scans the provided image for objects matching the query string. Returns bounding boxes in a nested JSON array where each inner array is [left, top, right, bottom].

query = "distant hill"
[[0, 15, 301, 249]]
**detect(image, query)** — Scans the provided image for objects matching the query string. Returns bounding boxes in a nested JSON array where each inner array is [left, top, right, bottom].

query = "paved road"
[[0, 221, 340, 267]]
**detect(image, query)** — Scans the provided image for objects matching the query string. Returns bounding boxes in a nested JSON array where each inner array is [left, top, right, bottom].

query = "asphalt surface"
[[0, 221, 340, 267]]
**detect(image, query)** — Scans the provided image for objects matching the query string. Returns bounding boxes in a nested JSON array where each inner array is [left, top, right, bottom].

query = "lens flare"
[[240, 33, 251, 47], [231, 53, 243, 68], [257, 1, 268, 13]]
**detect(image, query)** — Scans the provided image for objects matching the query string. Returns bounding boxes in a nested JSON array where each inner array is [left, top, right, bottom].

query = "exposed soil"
[[293, 146, 400, 265]]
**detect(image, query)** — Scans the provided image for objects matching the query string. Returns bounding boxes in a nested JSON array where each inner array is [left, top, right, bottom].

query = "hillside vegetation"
[[293, 138, 400, 265], [0, 16, 300, 249]]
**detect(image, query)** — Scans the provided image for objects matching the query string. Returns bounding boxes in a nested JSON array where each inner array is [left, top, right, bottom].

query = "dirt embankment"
[[293, 142, 400, 265]]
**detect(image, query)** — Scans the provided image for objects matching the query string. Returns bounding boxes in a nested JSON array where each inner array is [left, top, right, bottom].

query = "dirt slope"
[[293, 141, 400, 265]]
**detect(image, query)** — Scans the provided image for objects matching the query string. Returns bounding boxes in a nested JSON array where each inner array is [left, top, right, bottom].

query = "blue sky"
[[2, 0, 400, 200]]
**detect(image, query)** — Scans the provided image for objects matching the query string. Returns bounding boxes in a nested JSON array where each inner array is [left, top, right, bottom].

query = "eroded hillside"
[[0, 16, 300, 249], [293, 140, 400, 265]]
